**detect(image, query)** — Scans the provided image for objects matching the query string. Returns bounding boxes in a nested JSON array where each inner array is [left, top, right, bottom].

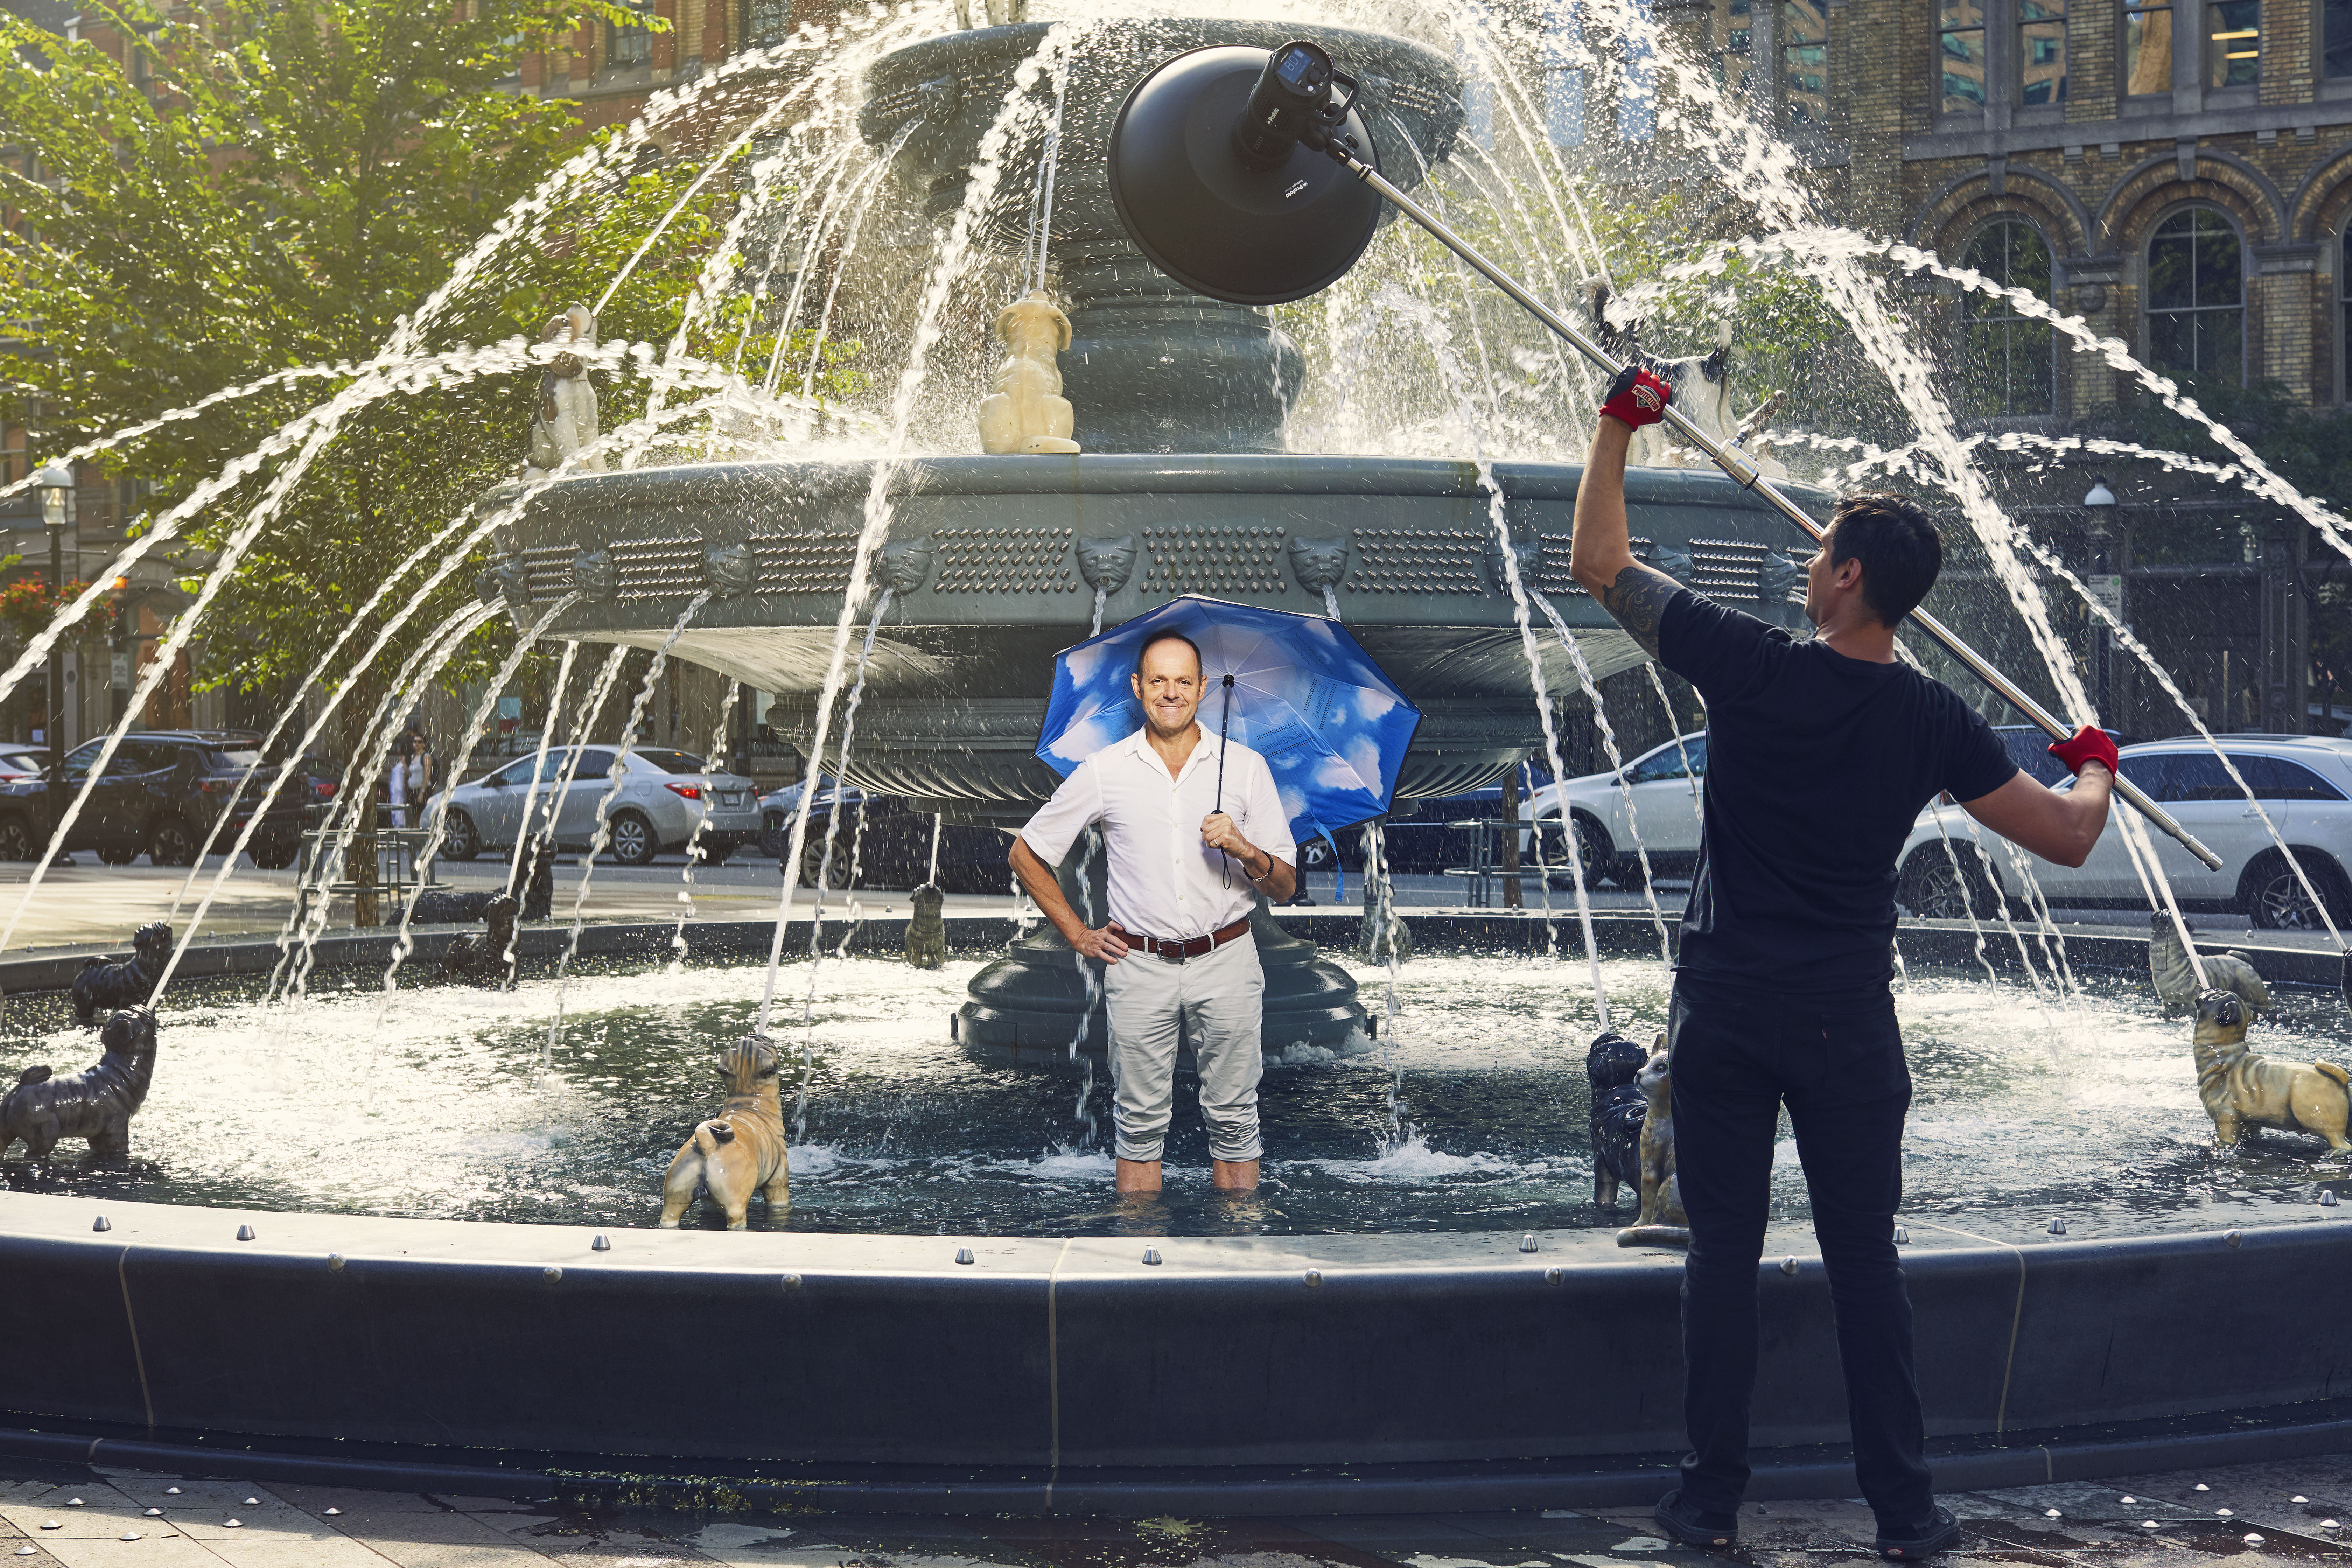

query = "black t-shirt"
[[1660, 590, 2017, 996]]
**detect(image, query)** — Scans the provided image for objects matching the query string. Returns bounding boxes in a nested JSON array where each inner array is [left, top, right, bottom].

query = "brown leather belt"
[[1121, 916, 1251, 961]]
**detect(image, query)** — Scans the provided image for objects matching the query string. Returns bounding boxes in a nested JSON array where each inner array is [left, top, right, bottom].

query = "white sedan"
[[438, 746, 763, 867], [1895, 734, 2352, 930], [1525, 733, 1708, 888]]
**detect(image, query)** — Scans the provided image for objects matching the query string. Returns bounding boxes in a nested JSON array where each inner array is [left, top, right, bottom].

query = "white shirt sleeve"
[[1245, 751, 1295, 866], [1020, 757, 1102, 867]]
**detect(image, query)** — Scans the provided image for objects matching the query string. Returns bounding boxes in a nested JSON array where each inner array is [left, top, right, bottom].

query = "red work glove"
[[1600, 363, 1673, 429], [2047, 725, 2119, 778]]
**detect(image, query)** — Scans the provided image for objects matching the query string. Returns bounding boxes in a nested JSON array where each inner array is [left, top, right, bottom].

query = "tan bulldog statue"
[[978, 290, 1080, 455], [2192, 988, 2352, 1153]]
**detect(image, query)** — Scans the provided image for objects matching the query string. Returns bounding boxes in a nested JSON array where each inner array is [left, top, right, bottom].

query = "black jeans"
[[1668, 976, 1932, 1530]]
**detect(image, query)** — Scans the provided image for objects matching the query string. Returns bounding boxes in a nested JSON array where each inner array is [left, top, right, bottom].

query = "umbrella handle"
[[1218, 675, 1235, 887]]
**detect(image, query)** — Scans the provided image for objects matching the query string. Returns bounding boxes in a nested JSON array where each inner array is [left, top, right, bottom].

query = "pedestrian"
[[387, 734, 411, 829], [409, 734, 436, 824], [1569, 364, 2119, 1561], [1009, 631, 1297, 1193]]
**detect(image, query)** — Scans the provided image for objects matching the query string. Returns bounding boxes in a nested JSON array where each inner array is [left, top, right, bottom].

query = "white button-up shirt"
[[1021, 727, 1296, 939]]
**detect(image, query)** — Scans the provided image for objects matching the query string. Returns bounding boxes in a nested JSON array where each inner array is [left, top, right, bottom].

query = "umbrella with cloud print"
[[1036, 595, 1421, 855]]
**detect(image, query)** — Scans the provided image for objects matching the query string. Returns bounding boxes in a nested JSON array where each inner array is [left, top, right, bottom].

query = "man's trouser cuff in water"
[[1104, 935, 1266, 1164]]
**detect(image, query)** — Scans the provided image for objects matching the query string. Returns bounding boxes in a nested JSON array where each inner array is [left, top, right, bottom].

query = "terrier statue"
[[905, 882, 947, 969], [978, 291, 1080, 455], [1618, 1035, 1690, 1247], [2, 1008, 158, 1160], [2150, 913, 2270, 1017], [658, 1034, 791, 1230], [525, 304, 603, 479], [71, 921, 171, 1026], [2192, 989, 2352, 1152]]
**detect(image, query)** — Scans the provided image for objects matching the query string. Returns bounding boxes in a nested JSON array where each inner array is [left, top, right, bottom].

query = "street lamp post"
[[32, 462, 74, 802], [2082, 476, 2119, 723]]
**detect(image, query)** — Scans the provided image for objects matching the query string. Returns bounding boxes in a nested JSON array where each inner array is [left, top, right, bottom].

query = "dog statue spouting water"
[[437, 894, 520, 984], [71, 922, 172, 1027], [1587, 1029, 1650, 1208], [658, 1033, 791, 1230], [1588, 285, 1787, 479], [2192, 989, 2352, 1153], [2, 1008, 158, 1160], [2150, 913, 2269, 1017], [1617, 1034, 1690, 1248]]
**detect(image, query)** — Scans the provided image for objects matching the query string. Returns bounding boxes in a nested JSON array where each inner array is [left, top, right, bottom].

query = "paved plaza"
[[3, 1453, 2349, 1568]]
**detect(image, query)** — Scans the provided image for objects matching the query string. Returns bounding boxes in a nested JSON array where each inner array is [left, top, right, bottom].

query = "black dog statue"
[[409, 838, 554, 927], [1588, 1028, 1652, 1207], [70, 922, 172, 1027], [438, 894, 521, 983], [2, 1007, 158, 1159]]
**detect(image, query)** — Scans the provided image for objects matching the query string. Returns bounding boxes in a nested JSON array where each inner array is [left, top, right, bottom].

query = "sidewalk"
[[2, 1450, 2346, 1567]]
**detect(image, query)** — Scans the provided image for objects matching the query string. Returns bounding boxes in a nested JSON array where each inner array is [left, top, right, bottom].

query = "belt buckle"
[[1158, 939, 1186, 962]]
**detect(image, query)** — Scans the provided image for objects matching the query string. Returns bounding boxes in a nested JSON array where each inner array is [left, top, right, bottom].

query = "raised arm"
[[1959, 728, 2118, 868], [1570, 378, 1685, 659]]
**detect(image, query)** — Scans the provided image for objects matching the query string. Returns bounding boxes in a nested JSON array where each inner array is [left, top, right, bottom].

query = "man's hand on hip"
[[1072, 922, 1131, 963]]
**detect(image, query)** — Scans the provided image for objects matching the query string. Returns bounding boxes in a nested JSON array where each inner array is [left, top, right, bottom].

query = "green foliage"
[[0, 0, 840, 752]]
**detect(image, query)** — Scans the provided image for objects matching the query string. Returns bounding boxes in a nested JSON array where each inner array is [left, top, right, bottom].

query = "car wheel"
[[607, 810, 657, 868], [149, 817, 197, 867], [441, 807, 481, 862], [2243, 849, 2351, 931], [1900, 847, 2002, 921], [762, 811, 789, 861], [1569, 813, 1612, 887], [688, 836, 732, 867], [95, 842, 141, 866], [245, 837, 298, 871], [0, 814, 35, 862]]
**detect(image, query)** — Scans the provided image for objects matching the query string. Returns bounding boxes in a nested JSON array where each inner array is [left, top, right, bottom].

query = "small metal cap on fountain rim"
[[591, 1233, 612, 1252], [2225, 1228, 2243, 1247], [1779, 1256, 1800, 1275], [1544, 1266, 1564, 1285], [1893, 1224, 1910, 1244], [235, 1223, 257, 1241], [91, 1214, 110, 1233], [2320, 1189, 2340, 1208], [543, 1265, 563, 1281], [2048, 1217, 2067, 1235], [1517, 1233, 1539, 1253], [1142, 1246, 1162, 1266], [954, 1246, 976, 1265], [327, 1253, 346, 1272], [781, 1272, 803, 1290], [1303, 1268, 1323, 1287]]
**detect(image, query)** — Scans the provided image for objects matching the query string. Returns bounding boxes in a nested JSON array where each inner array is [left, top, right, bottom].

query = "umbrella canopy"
[[1036, 595, 1421, 847]]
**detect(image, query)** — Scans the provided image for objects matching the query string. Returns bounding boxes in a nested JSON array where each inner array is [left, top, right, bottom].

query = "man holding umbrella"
[[1011, 631, 1297, 1194]]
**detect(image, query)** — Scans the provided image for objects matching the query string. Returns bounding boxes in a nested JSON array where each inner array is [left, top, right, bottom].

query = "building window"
[[1784, 0, 1828, 126], [2146, 208, 2244, 385], [1544, 0, 1585, 147], [2019, 0, 2067, 103], [608, 4, 652, 69], [1958, 220, 2057, 415], [1940, 0, 1988, 112], [2205, 0, 2259, 85], [2327, 0, 2352, 76], [2123, 0, 2173, 94], [743, 0, 788, 48]]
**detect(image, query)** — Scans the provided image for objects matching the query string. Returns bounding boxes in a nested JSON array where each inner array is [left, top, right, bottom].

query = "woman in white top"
[[387, 736, 410, 828], [407, 738, 435, 825]]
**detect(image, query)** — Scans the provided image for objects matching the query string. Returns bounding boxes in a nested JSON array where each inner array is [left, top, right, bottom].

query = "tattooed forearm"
[[1597, 562, 1682, 659]]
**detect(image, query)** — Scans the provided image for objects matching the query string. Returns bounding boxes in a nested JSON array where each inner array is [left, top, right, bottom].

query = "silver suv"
[[438, 747, 762, 867]]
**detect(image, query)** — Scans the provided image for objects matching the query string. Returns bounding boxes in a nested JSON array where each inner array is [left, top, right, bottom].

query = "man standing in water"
[[1570, 366, 2119, 1560], [1010, 631, 1296, 1193]]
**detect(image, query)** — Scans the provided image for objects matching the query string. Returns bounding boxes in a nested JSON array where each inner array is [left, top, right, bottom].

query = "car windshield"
[[633, 750, 709, 775]]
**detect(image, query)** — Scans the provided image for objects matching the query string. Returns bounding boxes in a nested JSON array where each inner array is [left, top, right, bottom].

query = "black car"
[[762, 783, 1016, 894], [0, 733, 308, 868]]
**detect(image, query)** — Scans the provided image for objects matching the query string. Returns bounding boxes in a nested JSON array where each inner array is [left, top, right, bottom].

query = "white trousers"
[[1101, 934, 1265, 1164]]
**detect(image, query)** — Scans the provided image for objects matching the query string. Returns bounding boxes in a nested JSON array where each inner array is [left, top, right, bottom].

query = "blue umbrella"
[[1036, 595, 1421, 851]]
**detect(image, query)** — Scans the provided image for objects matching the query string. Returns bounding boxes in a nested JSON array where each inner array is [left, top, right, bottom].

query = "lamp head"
[[1107, 41, 1386, 306], [33, 461, 72, 530], [2082, 475, 2116, 509]]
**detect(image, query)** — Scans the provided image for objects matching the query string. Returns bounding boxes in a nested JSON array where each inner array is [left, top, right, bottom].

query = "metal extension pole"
[[1335, 151, 2223, 872]]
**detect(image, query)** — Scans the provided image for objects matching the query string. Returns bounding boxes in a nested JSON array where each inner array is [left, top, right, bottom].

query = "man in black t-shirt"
[[1570, 366, 2120, 1561]]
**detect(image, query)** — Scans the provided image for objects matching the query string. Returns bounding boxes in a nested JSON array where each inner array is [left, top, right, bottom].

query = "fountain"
[[0, 0, 2349, 1521]]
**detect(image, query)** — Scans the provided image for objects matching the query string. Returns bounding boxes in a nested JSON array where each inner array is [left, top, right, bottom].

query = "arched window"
[[2340, 219, 2351, 402], [1957, 219, 2056, 415], [2146, 208, 2244, 385]]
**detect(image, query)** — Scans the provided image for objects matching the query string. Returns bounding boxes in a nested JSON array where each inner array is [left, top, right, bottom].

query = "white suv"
[[1896, 734, 2352, 930]]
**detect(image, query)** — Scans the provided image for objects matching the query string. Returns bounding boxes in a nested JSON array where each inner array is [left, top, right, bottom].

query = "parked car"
[[0, 746, 47, 780], [436, 746, 763, 867], [1522, 733, 1708, 889], [1896, 734, 2352, 929], [759, 779, 1015, 893], [0, 732, 306, 867]]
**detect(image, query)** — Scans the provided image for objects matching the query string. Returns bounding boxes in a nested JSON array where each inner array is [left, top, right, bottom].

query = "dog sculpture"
[[436, 895, 520, 984], [525, 305, 602, 479], [2192, 989, 2352, 1152], [70, 922, 172, 1027], [2150, 913, 2270, 1017], [1589, 286, 1787, 479], [2, 1008, 158, 1160], [977, 290, 1080, 455], [905, 883, 947, 970], [1587, 1028, 1651, 1206], [659, 1034, 791, 1229], [1618, 1035, 1691, 1247]]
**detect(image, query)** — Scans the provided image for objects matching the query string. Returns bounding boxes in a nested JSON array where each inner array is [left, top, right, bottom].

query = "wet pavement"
[[2, 1453, 2349, 1568]]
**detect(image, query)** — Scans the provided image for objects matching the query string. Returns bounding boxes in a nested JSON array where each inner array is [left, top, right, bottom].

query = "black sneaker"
[[1654, 1488, 1739, 1549], [1876, 1506, 1962, 1560]]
